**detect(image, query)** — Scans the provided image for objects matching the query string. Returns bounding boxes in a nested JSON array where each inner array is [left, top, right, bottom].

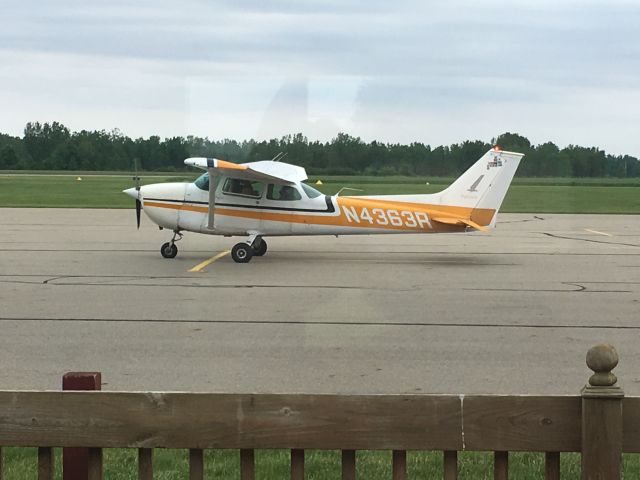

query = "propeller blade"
[[136, 198, 142, 229], [134, 158, 141, 191]]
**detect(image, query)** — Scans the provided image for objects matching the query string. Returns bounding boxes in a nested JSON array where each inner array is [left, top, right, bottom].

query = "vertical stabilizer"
[[439, 147, 523, 225]]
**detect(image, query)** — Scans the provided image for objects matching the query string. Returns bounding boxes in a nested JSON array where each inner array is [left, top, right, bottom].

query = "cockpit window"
[[301, 182, 323, 198], [194, 172, 209, 191], [267, 184, 302, 201], [222, 178, 264, 198]]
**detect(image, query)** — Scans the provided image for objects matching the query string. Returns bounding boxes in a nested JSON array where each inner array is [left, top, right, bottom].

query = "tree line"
[[0, 121, 638, 178]]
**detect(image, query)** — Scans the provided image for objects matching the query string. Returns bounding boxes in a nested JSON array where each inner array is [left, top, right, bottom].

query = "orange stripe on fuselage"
[[145, 201, 206, 213], [143, 198, 495, 233], [341, 197, 496, 226]]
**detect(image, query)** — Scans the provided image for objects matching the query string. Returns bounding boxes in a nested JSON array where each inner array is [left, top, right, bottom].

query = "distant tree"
[[4, 121, 639, 178], [0, 145, 18, 169], [519, 142, 561, 177], [23, 121, 70, 168], [493, 132, 532, 153]]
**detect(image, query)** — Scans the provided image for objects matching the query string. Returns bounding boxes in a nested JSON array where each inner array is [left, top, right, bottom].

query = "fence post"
[[581, 344, 623, 480], [62, 372, 102, 480]]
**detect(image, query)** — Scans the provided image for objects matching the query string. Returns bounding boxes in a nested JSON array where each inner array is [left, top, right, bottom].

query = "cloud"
[[1, 0, 639, 155]]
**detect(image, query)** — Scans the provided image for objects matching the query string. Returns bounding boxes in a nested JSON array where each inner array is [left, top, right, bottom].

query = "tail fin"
[[439, 147, 523, 227], [354, 147, 523, 229]]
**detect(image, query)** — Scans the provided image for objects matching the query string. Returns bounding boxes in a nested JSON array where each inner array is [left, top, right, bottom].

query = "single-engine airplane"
[[123, 146, 523, 263]]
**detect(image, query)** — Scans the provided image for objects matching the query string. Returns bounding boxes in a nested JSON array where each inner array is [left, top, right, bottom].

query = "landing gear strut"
[[160, 230, 182, 259], [231, 235, 267, 263]]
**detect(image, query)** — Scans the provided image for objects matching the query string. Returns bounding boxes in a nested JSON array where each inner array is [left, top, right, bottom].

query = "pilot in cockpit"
[[280, 186, 296, 201]]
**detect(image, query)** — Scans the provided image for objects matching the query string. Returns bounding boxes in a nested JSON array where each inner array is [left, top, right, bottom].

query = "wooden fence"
[[0, 343, 637, 479]]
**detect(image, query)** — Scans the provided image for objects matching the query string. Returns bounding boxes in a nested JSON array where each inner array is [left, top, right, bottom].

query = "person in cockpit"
[[280, 186, 296, 201]]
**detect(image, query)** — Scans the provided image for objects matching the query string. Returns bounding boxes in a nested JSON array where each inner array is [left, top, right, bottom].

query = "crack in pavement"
[[1, 316, 640, 330], [0, 275, 415, 291], [465, 281, 635, 293], [541, 232, 640, 248], [500, 215, 545, 224]]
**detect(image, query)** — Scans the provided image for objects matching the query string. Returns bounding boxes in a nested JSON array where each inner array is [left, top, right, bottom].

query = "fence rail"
[[0, 343, 635, 479]]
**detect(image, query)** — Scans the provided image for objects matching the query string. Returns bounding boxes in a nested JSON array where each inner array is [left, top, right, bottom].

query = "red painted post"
[[62, 372, 102, 480]]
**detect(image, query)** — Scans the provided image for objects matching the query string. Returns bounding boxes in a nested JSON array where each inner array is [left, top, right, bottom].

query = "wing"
[[184, 157, 307, 185]]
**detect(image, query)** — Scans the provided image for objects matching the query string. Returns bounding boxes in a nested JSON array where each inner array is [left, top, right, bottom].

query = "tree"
[[0, 145, 18, 169], [494, 132, 532, 153], [23, 121, 70, 168], [4, 121, 639, 178]]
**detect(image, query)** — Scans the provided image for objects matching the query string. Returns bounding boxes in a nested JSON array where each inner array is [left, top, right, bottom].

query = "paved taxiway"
[[0, 209, 638, 395]]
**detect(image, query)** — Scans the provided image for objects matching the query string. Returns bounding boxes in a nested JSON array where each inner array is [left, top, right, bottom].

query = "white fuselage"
[[133, 179, 469, 237]]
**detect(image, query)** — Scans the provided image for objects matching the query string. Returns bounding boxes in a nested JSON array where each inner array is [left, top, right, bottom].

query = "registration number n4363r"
[[341, 206, 432, 229]]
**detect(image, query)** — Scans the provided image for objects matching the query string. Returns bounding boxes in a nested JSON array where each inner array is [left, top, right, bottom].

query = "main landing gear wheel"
[[253, 239, 267, 256], [231, 243, 253, 263], [160, 242, 178, 258]]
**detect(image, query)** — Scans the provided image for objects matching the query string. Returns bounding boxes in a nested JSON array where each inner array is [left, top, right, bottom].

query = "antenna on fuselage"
[[272, 152, 288, 162], [335, 187, 364, 197]]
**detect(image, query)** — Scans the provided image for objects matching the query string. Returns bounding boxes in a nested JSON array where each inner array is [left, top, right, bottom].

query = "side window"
[[267, 184, 302, 201], [222, 178, 264, 198]]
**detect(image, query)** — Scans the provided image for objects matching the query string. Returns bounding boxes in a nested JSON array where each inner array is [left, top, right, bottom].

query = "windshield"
[[194, 172, 209, 191], [301, 183, 323, 198]]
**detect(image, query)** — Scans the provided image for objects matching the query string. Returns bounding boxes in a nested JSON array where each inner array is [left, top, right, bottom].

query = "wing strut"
[[207, 169, 216, 230]]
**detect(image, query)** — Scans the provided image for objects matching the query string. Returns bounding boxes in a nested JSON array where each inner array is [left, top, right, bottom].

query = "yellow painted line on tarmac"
[[188, 250, 231, 272], [584, 228, 612, 237]]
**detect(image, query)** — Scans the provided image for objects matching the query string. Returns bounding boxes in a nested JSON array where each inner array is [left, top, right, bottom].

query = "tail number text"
[[342, 206, 432, 229]]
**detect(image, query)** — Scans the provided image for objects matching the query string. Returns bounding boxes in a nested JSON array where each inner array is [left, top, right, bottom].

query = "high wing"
[[184, 157, 308, 231], [184, 157, 307, 185]]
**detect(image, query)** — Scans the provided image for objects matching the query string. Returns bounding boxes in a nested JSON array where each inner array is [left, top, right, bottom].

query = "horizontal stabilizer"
[[432, 216, 489, 232]]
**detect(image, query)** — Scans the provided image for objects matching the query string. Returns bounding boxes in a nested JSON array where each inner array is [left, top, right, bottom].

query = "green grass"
[[0, 174, 198, 208], [2, 448, 639, 479], [309, 175, 640, 187], [0, 173, 638, 213]]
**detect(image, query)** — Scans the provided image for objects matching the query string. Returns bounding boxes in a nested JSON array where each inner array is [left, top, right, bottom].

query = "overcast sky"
[[2, 0, 639, 155]]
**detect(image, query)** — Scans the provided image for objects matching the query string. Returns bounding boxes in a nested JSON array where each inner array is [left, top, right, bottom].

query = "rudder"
[[439, 147, 524, 226]]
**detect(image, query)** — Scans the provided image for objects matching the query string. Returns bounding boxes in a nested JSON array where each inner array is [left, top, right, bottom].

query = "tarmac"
[[0, 208, 638, 395]]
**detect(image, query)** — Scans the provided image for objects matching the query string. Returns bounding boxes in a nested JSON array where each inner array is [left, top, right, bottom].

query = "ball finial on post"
[[581, 344, 624, 478], [586, 343, 619, 387]]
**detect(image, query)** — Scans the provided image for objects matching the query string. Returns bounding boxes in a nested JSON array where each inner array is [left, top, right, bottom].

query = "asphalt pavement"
[[1, 209, 638, 395]]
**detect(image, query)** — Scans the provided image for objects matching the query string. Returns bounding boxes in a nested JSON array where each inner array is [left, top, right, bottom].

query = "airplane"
[[123, 146, 523, 263]]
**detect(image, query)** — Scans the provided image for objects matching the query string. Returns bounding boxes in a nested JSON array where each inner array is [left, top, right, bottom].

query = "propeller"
[[133, 158, 142, 229]]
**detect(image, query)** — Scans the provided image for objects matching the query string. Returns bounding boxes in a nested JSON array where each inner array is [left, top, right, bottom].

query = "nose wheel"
[[160, 242, 178, 258], [160, 230, 182, 259]]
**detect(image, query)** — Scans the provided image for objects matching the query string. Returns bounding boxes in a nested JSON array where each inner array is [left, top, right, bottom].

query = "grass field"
[[3, 447, 639, 479], [1, 173, 639, 213]]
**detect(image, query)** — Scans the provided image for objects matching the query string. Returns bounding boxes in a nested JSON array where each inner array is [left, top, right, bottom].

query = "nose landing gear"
[[160, 230, 182, 259]]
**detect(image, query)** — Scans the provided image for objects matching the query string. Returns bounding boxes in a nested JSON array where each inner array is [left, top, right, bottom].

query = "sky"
[[2, 0, 639, 155]]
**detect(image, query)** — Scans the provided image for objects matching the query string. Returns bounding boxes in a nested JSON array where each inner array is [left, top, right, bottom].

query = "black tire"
[[160, 242, 178, 258], [253, 239, 268, 256], [231, 243, 253, 263]]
